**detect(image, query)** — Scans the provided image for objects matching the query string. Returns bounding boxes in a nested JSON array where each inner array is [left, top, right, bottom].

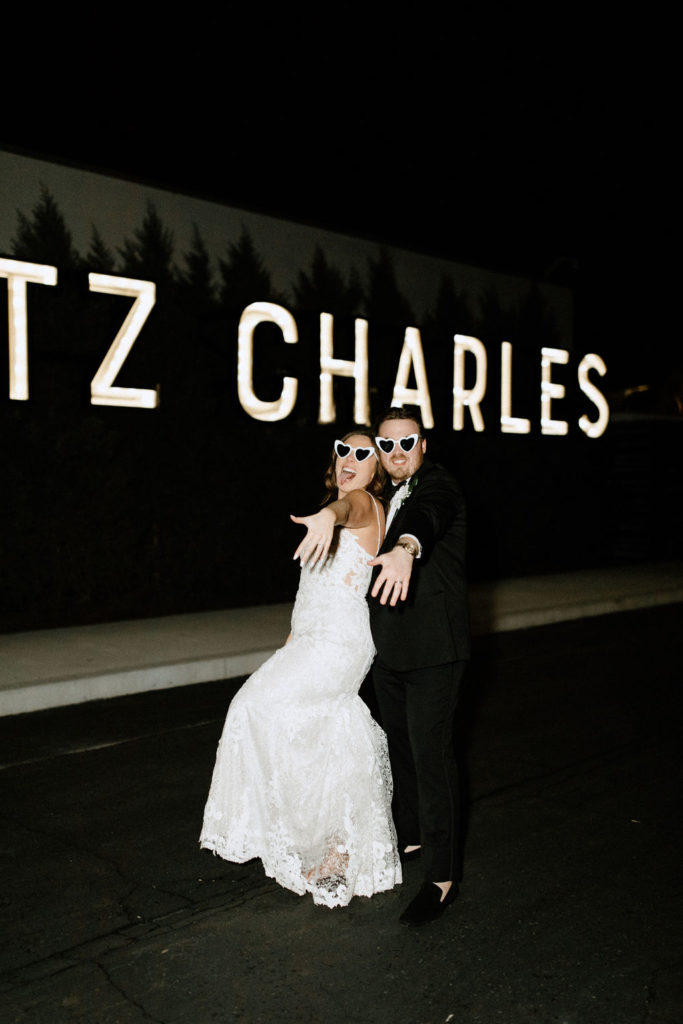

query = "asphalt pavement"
[[1, 603, 682, 1024]]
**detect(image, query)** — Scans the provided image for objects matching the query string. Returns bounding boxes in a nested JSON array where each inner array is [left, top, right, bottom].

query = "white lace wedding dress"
[[200, 516, 402, 907]]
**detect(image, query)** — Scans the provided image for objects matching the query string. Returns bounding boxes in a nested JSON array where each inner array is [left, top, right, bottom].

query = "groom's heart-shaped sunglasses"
[[375, 433, 420, 455], [334, 440, 377, 462]]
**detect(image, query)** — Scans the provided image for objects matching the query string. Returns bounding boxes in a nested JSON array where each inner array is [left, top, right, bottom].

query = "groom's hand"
[[368, 547, 415, 606]]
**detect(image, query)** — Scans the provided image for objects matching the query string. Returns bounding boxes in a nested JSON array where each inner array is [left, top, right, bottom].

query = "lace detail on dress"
[[200, 528, 401, 907]]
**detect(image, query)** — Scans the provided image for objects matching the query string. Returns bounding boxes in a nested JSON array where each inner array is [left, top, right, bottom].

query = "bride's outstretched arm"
[[290, 490, 374, 567]]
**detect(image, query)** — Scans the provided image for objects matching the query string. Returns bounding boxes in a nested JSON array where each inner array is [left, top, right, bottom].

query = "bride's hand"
[[368, 546, 415, 605], [290, 508, 337, 567]]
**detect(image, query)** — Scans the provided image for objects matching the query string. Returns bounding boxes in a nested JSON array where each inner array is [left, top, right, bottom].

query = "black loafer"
[[399, 881, 458, 927], [399, 847, 422, 863]]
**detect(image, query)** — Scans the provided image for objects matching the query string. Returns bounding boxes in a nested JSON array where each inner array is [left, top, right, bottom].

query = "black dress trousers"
[[373, 658, 466, 884]]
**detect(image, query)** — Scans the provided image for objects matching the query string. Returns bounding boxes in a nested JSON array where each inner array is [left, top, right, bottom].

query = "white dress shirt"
[[386, 478, 422, 557]]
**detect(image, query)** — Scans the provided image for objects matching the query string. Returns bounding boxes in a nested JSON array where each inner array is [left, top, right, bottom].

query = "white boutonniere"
[[390, 475, 419, 513]]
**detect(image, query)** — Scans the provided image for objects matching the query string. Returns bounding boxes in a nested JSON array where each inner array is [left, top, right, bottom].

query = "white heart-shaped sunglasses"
[[334, 440, 378, 462], [375, 434, 420, 455]]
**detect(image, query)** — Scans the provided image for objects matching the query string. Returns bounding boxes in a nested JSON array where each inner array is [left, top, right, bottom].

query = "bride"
[[200, 429, 402, 907]]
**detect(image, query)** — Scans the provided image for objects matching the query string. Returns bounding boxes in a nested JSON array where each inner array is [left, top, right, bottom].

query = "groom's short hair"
[[375, 405, 426, 437]]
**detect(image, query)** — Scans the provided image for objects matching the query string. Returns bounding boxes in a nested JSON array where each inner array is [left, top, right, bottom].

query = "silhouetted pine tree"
[[478, 287, 517, 345], [118, 201, 176, 284], [513, 285, 563, 350], [176, 223, 225, 413], [418, 275, 479, 429], [178, 224, 216, 315], [7, 185, 85, 367], [218, 226, 279, 310], [86, 226, 117, 273], [360, 249, 416, 411], [109, 203, 182, 407], [364, 249, 414, 325], [11, 184, 81, 268], [292, 245, 364, 316], [425, 274, 478, 337]]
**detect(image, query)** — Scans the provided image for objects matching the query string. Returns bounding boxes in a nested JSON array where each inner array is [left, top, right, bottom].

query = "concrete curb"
[[2, 562, 682, 717]]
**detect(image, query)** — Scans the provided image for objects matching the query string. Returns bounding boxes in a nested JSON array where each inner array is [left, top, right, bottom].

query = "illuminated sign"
[[0, 260, 157, 411], [237, 301, 298, 422], [1, 259, 608, 437], [0, 257, 57, 400], [239, 304, 609, 438], [319, 311, 369, 426], [89, 274, 158, 409]]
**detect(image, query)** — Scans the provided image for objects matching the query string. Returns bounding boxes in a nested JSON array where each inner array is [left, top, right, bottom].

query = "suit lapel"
[[382, 462, 432, 551]]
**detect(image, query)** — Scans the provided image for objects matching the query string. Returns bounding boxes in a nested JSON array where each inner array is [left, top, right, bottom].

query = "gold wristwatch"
[[395, 538, 419, 558]]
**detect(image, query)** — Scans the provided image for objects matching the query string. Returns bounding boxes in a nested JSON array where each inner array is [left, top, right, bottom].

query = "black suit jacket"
[[368, 460, 470, 672]]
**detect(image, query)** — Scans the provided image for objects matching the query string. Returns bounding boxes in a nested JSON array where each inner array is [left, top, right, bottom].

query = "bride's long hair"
[[318, 429, 386, 559], [321, 428, 386, 507]]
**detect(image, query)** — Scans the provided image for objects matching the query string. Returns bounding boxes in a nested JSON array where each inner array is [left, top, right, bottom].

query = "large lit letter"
[[89, 274, 158, 409], [319, 313, 370, 425], [500, 341, 531, 434], [578, 353, 609, 438], [0, 257, 57, 400], [391, 327, 434, 428], [453, 334, 486, 431], [541, 347, 569, 436], [237, 301, 298, 422]]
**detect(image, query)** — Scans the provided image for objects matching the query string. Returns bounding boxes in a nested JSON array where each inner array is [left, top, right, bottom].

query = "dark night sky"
[[1, 113, 580, 283], [7, 6, 655, 305], [5, 28, 651, 375], [1, 26, 584, 287]]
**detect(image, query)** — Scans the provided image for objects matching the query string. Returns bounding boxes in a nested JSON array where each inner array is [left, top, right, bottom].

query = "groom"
[[368, 405, 470, 926]]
